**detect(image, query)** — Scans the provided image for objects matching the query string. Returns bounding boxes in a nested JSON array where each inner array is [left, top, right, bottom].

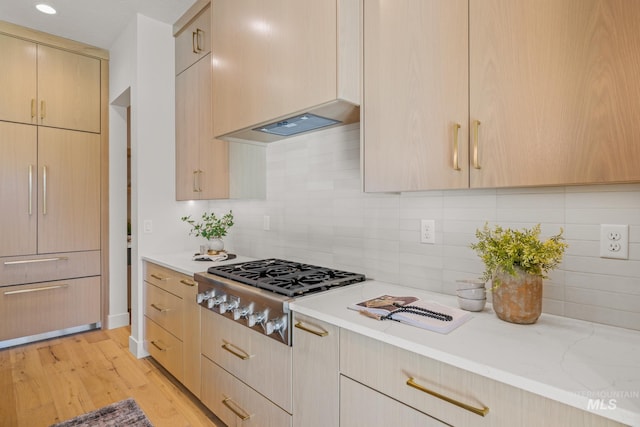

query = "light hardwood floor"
[[0, 326, 225, 427]]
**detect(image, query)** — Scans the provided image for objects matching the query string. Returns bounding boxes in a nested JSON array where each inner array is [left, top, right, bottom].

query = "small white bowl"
[[455, 279, 486, 289], [457, 296, 486, 312], [456, 288, 487, 300]]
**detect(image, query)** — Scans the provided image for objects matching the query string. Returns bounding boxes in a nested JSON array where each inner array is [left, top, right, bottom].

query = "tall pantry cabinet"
[[0, 21, 109, 346]]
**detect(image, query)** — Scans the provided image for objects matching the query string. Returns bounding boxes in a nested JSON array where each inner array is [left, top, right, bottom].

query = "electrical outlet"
[[599, 224, 629, 259], [420, 219, 435, 244], [143, 220, 153, 233]]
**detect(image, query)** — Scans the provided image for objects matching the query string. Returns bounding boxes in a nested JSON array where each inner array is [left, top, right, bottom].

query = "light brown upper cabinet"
[[211, 0, 359, 139], [364, 0, 640, 192], [175, 2, 211, 76], [174, 2, 229, 201], [0, 33, 101, 134], [362, 0, 469, 192]]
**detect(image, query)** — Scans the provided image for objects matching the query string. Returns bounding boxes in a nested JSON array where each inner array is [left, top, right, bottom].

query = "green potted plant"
[[470, 223, 567, 324], [181, 210, 234, 252]]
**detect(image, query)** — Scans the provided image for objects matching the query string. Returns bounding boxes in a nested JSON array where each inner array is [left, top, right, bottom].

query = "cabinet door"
[[362, 0, 469, 192], [292, 313, 340, 427], [212, 0, 338, 137], [37, 127, 100, 254], [0, 122, 38, 257], [179, 275, 201, 398], [37, 45, 101, 133], [0, 34, 37, 125], [176, 54, 229, 200], [175, 3, 211, 75], [340, 376, 448, 427], [470, 0, 640, 187]]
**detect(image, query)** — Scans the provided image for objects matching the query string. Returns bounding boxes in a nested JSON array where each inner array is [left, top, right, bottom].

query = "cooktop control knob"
[[265, 315, 288, 339], [233, 302, 254, 321], [220, 296, 240, 314], [196, 289, 215, 304], [248, 308, 269, 328]]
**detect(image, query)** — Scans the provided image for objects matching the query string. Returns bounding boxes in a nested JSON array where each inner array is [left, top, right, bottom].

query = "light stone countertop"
[[290, 280, 640, 426], [141, 251, 256, 276]]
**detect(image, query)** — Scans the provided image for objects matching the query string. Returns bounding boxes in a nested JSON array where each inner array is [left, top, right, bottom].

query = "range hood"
[[222, 100, 360, 143], [211, 0, 361, 144]]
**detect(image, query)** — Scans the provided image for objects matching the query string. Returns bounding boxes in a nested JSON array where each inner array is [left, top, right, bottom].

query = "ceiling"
[[0, 0, 197, 50]]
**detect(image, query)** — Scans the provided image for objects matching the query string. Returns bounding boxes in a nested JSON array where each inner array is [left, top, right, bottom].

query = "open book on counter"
[[348, 295, 472, 334]]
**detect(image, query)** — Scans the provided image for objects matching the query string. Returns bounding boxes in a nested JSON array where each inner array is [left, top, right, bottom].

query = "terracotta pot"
[[491, 267, 542, 324]]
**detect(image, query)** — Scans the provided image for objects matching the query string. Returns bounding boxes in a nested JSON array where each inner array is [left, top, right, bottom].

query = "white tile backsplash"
[[209, 124, 640, 331]]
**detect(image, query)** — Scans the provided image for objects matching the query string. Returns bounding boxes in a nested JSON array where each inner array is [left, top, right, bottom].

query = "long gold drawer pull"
[[150, 273, 169, 281], [42, 165, 47, 214], [452, 123, 461, 171], [150, 340, 168, 352], [295, 321, 328, 337], [472, 120, 481, 169], [180, 279, 196, 287], [221, 341, 251, 360], [4, 284, 68, 295], [4, 256, 69, 265], [150, 303, 170, 313], [406, 377, 489, 417], [222, 397, 251, 420], [28, 165, 33, 215]]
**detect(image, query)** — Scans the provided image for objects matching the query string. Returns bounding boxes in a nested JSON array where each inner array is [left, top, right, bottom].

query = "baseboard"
[[128, 334, 149, 359], [107, 312, 130, 329]]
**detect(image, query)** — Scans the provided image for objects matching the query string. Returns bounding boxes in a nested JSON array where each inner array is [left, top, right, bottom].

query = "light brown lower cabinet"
[[340, 328, 625, 427], [0, 277, 100, 342], [143, 261, 201, 398]]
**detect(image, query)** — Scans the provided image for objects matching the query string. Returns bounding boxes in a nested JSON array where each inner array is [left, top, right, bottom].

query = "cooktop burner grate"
[[207, 258, 365, 297]]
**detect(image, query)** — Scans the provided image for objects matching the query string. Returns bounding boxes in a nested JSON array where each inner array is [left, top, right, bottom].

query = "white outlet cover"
[[599, 224, 629, 260], [420, 219, 435, 244]]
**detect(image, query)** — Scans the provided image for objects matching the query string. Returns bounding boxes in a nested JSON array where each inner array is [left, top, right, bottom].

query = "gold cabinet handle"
[[192, 31, 198, 53], [42, 166, 47, 215], [150, 303, 170, 313], [31, 99, 36, 119], [4, 284, 68, 295], [4, 256, 69, 265], [28, 165, 33, 215], [40, 100, 46, 120], [452, 123, 461, 171], [222, 396, 251, 420], [192, 170, 199, 192], [472, 120, 481, 169], [197, 170, 203, 192], [195, 28, 204, 52], [150, 273, 169, 281], [180, 279, 196, 287], [150, 340, 168, 352], [406, 377, 489, 417], [294, 321, 328, 337], [221, 341, 251, 360]]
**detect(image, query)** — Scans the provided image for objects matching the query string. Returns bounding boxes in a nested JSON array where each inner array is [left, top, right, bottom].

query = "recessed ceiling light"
[[36, 4, 57, 15]]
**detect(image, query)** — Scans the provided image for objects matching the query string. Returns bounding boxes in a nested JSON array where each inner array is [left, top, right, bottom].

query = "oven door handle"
[[221, 341, 252, 360]]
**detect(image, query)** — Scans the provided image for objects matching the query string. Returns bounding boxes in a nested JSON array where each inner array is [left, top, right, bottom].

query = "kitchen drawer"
[[201, 356, 292, 427], [0, 251, 101, 287], [201, 308, 292, 413], [144, 317, 183, 382], [175, 3, 211, 75], [144, 282, 183, 340], [0, 276, 100, 341], [340, 375, 448, 427], [144, 261, 195, 299]]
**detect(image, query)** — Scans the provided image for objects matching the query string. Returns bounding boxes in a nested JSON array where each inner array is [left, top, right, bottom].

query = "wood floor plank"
[[1, 327, 224, 427]]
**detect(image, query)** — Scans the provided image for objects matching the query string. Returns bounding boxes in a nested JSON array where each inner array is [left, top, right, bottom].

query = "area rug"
[[50, 398, 153, 427]]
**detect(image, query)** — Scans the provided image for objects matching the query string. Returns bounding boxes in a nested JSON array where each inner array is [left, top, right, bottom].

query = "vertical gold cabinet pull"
[[472, 120, 481, 169], [28, 165, 33, 215], [452, 123, 461, 171], [42, 166, 47, 215], [31, 99, 36, 119], [406, 377, 489, 417], [40, 100, 46, 121], [197, 170, 203, 192], [294, 321, 329, 337], [222, 397, 251, 420], [192, 170, 199, 192], [192, 31, 198, 53], [196, 28, 204, 52]]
